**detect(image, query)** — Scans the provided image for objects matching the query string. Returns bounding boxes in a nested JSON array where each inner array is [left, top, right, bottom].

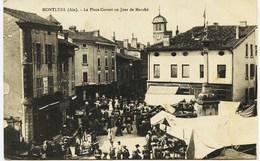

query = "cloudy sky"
[[3, 0, 258, 44]]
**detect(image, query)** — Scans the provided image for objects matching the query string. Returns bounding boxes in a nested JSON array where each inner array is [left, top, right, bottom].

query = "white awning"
[[146, 86, 179, 95]]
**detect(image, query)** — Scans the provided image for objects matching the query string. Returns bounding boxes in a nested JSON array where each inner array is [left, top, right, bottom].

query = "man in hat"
[[132, 144, 141, 159], [122, 145, 130, 159]]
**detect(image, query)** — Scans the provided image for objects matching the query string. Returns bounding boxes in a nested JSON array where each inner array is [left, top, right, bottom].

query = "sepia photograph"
[[2, 0, 258, 160]]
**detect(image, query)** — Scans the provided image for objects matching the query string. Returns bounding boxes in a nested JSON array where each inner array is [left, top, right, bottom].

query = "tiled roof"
[[4, 7, 59, 27], [64, 30, 115, 45], [147, 25, 257, 51]]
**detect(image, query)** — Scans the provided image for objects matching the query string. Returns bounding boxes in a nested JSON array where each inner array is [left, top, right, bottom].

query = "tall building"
[[4, 8, 62, 142], [64, 27, 117, 106], [146, 15, 257, 105]]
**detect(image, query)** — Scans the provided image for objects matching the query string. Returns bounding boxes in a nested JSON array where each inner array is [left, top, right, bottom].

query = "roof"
[[147, 25, 257, 51], [115, 40, 139, 51], [152, 14, 167, 24], [4, 7, 60, 28], [64, 30, 115, 45], [46, 15, 60, 25], [116, 53, 141, 61], [58, 39, 78, 47]]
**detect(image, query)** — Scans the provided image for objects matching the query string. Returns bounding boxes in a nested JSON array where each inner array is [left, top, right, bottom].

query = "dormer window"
[[83, 44, 87, 48], [154, 52, 160, 57], [171, 52, 176, 57], [218, 51, 224, 56], [183, 52, 188, 56]]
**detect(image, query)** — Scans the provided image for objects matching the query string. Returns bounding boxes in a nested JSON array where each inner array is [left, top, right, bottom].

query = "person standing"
[[132, 144, 142, 159], [142, 145, 151, 159], [122, 145, 130, 159], [115, 117, 123, 136], [109, 141, 116, 159], [116, 141, 123, 159], [107, 127, 114, 143]]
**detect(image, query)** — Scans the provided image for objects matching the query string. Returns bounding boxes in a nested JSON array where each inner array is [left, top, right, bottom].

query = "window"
[[159, 24, 161, 31], [105, 57, 108, 67], [98, 73, 101, 83], [250, 64, 255, 79], [200, 64, 204, 78], [48, 76, 54, 94], [218, 51, 224, 56], [154, 64, 160, 78], [45, 44, 52, 63], [183, 52, 188, 56], [83, 72, 88, 82], [245, 64, 249, 80], [217, 65, 226, 78], [249, 87, 255, 101], [35, 43, 41, 66], [182, 65, 189, 78], [47, 31, 51, 35], [154, 52, 159, 57], [155, 24, 158, 31], [171, 52, 176, 57], [83, 54, 88, 64], [112, 70, 115, 81], [171, 64, 177, 78], [105, 72, 109, 81], [112, 57, 115, 68], [245, 44, 248, 57], [105, 46, 108, 52], [250, 44, 253, 57], [98, 58, 101, 67], [97, 44, 100, 51], [36, 77, 42, 98], [82, 44, 87, 48], [255, 45, 257, 56]]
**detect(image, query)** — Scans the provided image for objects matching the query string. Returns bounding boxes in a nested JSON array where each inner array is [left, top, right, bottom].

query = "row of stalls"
[[149, 101, 257, 159]]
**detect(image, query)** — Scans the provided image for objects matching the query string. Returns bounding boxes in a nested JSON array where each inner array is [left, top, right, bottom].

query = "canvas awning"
[[145, 85, 195, 107]]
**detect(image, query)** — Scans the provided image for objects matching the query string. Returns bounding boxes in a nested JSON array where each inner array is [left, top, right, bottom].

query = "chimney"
[[147, 42, 150, 47], [213, 22, 219, 26], [131, 37, 138, 49], [112, 32, 116, 41], [239, 21, 247, 27], [163, 35, 170, 47], [64, 33, 68, 40], [176, 25, 179, 35], [69, 26, 76, 32], [93, 30, 100, 37], [236, 25, 239, 39], [123, 39, 128, 49]]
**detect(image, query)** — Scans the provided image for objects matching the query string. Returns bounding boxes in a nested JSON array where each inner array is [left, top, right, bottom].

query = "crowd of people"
[[25, 95, 187, 159]]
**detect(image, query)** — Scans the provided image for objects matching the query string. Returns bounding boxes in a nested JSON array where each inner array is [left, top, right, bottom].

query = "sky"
[[3, 0, 258, 45]]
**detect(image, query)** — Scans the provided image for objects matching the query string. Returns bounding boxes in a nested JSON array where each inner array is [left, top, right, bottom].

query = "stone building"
[[64, 27, 117, 106], [146, 14, 257, 105], [4, 8, 62, 142]]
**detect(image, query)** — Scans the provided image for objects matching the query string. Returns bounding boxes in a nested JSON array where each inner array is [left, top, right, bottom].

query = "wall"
[[233, 30, 257, 102], [4, 13, 23, 119], [148, 50, 232, 84]]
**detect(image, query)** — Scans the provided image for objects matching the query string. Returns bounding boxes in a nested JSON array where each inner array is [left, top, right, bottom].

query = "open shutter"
[[52, 45, 56, 64], [33, 43, 36, 63]]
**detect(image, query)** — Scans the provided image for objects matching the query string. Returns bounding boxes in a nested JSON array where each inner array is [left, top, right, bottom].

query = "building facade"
[[64, 27, 117, 106], [113, 35, 147, 101], [146, 14, 257, 104], [4, 8, 62, 142]]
